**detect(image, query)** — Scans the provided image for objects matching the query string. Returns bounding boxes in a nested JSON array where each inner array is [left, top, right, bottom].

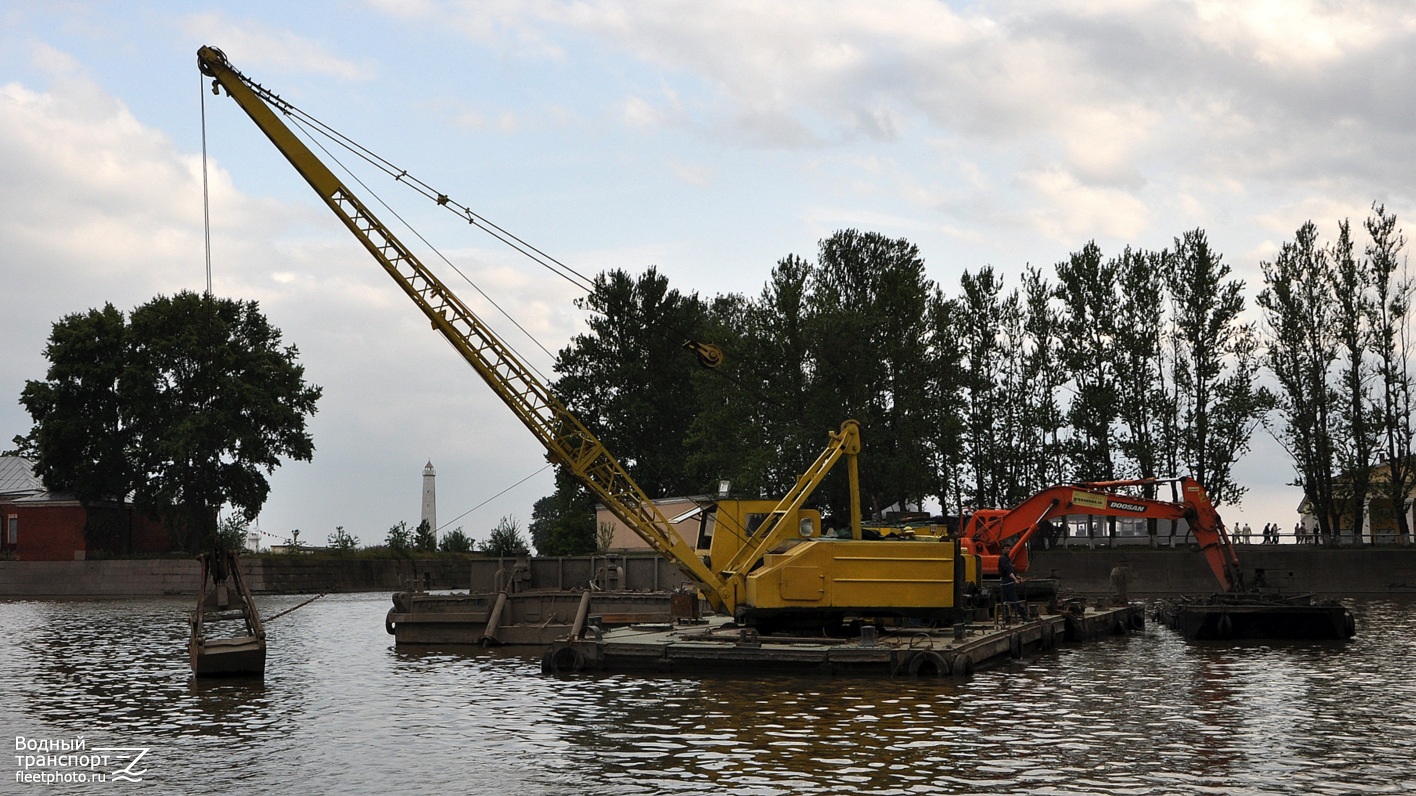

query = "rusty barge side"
[[386, 588, 695, 646]]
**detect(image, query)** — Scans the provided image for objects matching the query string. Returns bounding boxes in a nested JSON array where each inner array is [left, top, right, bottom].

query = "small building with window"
[[0, 456, 169, 560], [595, 495, 711, 553]]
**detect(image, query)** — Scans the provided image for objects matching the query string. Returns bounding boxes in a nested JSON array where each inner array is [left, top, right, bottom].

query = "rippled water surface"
[[3, 593, 1414, 795]]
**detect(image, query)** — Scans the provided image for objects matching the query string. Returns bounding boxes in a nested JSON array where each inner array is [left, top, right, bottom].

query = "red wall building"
[[0, 456, 173, 560]]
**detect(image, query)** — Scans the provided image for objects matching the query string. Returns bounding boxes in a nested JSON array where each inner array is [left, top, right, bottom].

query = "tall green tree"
[[804, 230, 937, 519], [1019, 267, 1068, 491], [553, 268, 712, 497], [1259, 222, 1341, 540], [1113, 247, 1175, 489], [687, 259, 814, 499], [1364, 204, 1416, 543], [20, 292, 321, 552], [957, 266, 1010, 508], [540, 267, 716, 556], [1169, 230, 1268, 506], [1329, 219, 1379, 540], [19, 304, 131, 510], [924, 289, 968, 515], [1110, 246, 1179, 543], [1055, 241, 1120, 483], [992, 285, 1037, 505]]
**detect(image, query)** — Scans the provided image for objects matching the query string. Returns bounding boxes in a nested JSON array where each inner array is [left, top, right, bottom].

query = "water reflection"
[[1, 594, 1412, 795]]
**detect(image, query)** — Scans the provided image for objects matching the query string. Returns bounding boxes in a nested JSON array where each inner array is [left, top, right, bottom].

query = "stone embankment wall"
[[0, 556, 472, 598], [1029, 546, 1416, 597], [3, 548, 1414, 598]]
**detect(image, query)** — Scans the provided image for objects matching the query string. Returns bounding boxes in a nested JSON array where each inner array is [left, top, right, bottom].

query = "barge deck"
[[541, 602, 1145, 677]]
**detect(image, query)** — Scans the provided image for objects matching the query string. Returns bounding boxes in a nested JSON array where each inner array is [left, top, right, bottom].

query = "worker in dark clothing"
[[998, 546, 1026, 620]]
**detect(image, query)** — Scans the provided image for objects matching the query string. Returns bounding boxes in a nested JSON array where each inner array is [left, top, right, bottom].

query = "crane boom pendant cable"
[[285, 113, 562, 381], [227, 69, 730, 373], [210, 55, 760, 407]]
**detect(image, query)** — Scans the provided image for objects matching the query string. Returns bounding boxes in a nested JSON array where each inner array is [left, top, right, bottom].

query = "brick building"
[[0, 456, 169, 560]]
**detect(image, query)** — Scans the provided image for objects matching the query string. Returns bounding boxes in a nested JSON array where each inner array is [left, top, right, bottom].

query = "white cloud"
[[431, 0, 1416, 222], [1023, 167, 1150, 243], [1191, 0, 1407, 71], [0, 74, 202, 293], [669, 159, 713, 187]]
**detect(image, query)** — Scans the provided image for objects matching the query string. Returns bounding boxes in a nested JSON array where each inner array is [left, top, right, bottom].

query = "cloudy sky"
[[2, 1, 1412, 547]]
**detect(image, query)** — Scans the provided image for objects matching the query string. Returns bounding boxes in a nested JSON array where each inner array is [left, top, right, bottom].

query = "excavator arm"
[[196, 46, 734, 612], [960, 477, 1245, 593]]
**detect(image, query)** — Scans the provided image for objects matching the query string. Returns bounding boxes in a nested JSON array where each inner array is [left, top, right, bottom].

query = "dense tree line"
[[1259, 204, 1416, 543], [534, 213, 1412, 555]]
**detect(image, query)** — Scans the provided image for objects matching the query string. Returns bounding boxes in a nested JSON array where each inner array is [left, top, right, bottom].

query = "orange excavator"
[[957, 477, 1245, 593]]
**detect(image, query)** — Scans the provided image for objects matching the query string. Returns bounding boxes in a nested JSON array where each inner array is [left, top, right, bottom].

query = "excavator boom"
[[960, 477, 1245, 593]]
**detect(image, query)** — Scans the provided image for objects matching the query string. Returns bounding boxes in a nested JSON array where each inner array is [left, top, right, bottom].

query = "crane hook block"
[[682, 340, 725, 369]]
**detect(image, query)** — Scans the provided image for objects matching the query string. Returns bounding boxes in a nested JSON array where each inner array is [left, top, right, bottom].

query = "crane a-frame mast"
[[196, 46, 734, 611]]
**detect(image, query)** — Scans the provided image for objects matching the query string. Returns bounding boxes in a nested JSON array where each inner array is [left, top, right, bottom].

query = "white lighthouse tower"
[[421, 460, 437, 535]]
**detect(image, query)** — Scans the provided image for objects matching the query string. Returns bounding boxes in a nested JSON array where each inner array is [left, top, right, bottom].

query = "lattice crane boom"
[[197, 45, 732, 612]]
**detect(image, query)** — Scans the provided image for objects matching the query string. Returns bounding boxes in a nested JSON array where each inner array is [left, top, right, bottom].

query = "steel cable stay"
[[286, 112, 562, 379], [217, 60, 746, 378], [205, 62, 564, 535], [325, 110, 729, 374], [435, 463, 552, 536], [213, 61, 597, 296]]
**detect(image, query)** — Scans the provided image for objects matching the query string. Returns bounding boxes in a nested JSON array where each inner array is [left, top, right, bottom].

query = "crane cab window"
[[695, 511, 714, 551], [745, 513, 769, 537], [798, 516, 816, 537]]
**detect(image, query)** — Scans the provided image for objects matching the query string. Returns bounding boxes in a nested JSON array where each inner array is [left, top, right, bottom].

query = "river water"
[[3, 592, 1413, 795]]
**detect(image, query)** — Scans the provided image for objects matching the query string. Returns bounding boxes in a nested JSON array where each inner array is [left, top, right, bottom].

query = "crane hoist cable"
[[199, 74, 214, 296]]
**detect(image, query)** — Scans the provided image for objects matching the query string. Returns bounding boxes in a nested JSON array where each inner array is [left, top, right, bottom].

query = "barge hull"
[[388, 589, 684, 646], [1159, 597, 1356, 641]]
